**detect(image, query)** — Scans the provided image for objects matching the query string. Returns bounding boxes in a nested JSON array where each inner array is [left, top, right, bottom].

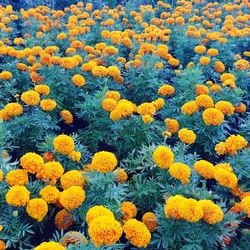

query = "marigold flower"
[[43, 161, 64, 179], [195, 84, 209, 95], [86, 206, 114, 225], [214, 169, 238, 189], [40, 99, 57, 111], [240, 196, 250, 217], [0, 71, 12, 80], [34, 242, 65, 250], [142, 212, 158, 232], [26, 198, 48, 222], [21, 90, 40, 106], [20, 152, 44, 174], [4, 103, 23, 117], [215, 163, 233, 173], [55, 209, 74, 230], [194, 45, 206, 54], [200, 56, 211, 65], [72, 74, 86, 87], [169, 162, 191, 185], [158, 84, 175, 96], [6, 185, 30, 206], [91, 151, 118, 173], [207, 48, 218, 56], [137, 103, 156, 116], [6, 169, 28, 186], [202, 108, 224, 126], [121, 201, 137, 222], [142, 114, 153, 124], [92, 66, 108, 77], [60, 170, 85, 190], [0, 170, 3, 182], [105, 91, 121, 101], [102, 98, 117, 112], [39, 185, 60, 204], [34, 85, 50, 95], [215, 101, 235, 115], [69, 151, 81, 162], [153, 145, 174, 169], [225, 134, 247, 155], [234, 59, 249, 71], [164, 195, 185, 219], [88, 215, 122, 247], [53, 135, 75, 155], [123, 219, 151, 248], [234, 103, 246, 113], [199, 200, 224, 224], [114, 168, 128, 183], [178, 198, 204, 222], [195, 94, 214, 108], [194, 160, 215, 179], [60, 110, 73, 124], [214, 61, 225, 73], [60, 186, 86, 210], [181, 101, 199, 115], [178, 128, 196, 144], [0, 240, 5, 250]]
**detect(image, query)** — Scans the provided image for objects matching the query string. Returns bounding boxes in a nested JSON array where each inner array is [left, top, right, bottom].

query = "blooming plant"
[[0, 0, 249, 249]]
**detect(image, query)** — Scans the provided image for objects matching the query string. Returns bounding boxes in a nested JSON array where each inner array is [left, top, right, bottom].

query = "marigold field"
[[0, 0, 249, 249]]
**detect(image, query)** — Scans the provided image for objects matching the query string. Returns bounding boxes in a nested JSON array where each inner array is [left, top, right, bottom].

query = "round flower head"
[[199, 200, 224, 224], [215, 142, 227, 155], [60, 186, 86, 210], [169, 162, 191, 185], [215, 101, 235, 116], [164, 195, 185, 219], [4, 103, 23, 117], [26, 198, 48, 222], [39, 185, 60, 204], [178, 198, 204, 222], [60, 170, 85, 190], [55, 209, 74, 230], [153, 145, 174, 169], [225, 135, 247, 155], [194, 160, 215, 179], [60, 110, 73, 125], [105, 91, 121, 102], [199, 56, 211, 65], [43, 161, 64, 179], [202, 108, 224, 126], [194, 45, 206, 54], [102, 98, 117, 112], [114, 168, 128, 183], [181, 101, 199, 115], [240, 196, 250, 217], [158, 84, 175, 96], [164, 118, 179, 133], [214, 61, 225, 73], [142, 212, 158, 232], [123, 219, 151, 248], [214, 169, 238, 189], [6, 185, 30, 207], [53, 135, 75, 155], [34, 242, 65, 250], [21, 90, 40, 106], [6, 169, 28, 186], [121, 201, 137, 222], [91, 151, 118, 173], [86, 205, 114, 225], [142, 114, 153, 124], [72, 74, 86, 87], [34, 84, 50, 95], [0, 240, 5, 250], [178, 128, 196, 144], [88, 215, 122, 247], [40, 99, 57, 111], [20, 152, 44, 174], [195, 94, 214, 109], [137, 103, 156, 116]]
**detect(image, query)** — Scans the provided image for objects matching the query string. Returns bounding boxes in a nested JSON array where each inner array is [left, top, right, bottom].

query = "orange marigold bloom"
[[40, 99, 57, 111], [194, 160, 215, 179], [72, 74, 86, 87], [195, 94, 214, 108], [39, 185, 60, 204], [181, 101, 199, 115], [214, 169, 238, 189], [26, 198, 48, 222], [60, 110, 73, 124], [86, 205, 114, 225], [202, 108, 224, 126], [20, 152, 44, 174], [55, 209, 74, 230], [142, 212, 158, 232], [215, 101, 235, 115], [21, 90, 40, 106], [6, 169, 28, 186], [178, 128, 196, 144], [153, 145, 174, 169], [169, 162, 191, 185], [6, 185, 30, 207], [53, 135, 75, 155], [158, 84, 175, 96], [60, 170, 85, 190], [114, 168, 128, 183]]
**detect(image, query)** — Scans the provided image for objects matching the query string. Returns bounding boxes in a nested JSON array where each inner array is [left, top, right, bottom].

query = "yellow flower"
[[53, 134, 75, 155], [164, 195, 185, 219], [0, 71, 12, 80], [199, 56, 210, 65], [194, 160, 215, 179], [6, 169, 28, 186], [86, 206, 114, 225], [214, 61, 225, 73], [142, 114, 153, 124], [6, 185, 30, 207], [225, 134, 247, 155], [195, 84, 209, 95], [88, 215, 122, 247], [234, 59, 249, 71], [107, 66, 121, 78], [20, 152, 44, 174], [34, 84, 50, 95], [69, 151, 81, 162], [123, 219, 151, 248], [202, 108, 224, 126], [92, 66, 108, 77], [164, 118, 179, 133], [178, 128, 196, 144], [178, 198, 204, 222], [207, 48, 218, 56], [169, 162, 191, 185], [40, 99, 57, 111], [215, 163, 233, 173], [199, 200, 224, 224], [60, 186, 86, 210], [60, 170, 85, 190], [214, 169, 238, 189], [91, 151, 118, 173], [54, 209, 74, 230], [60, 110, 73, 124], [195, 94, 214, 108], [43, 161, 64, 179], [26, 198, 48, 222], [215, 101, 235, 115], [72, 74, 86, 87], [194, 45, 206, 54], [153, 145, 174, 169], [0, 170, 3, 182], [121, 201, 137, 222], [215, 142, 227, 155], [21, 90, 40, 106], [181, 101, 199, 115], [102, 98, 118, 112], [240, 196, 250, 217], [137, 103, 156, 116], [0, 240, 5, 250], [39, 185, 60, 204], [4, 103, 23, 117], [34, 242, 65, 250], [142, 212, 158, 232], [105, 91, 121, 102], [114, 168, 128, 183], [158, 84, 175, 96]]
